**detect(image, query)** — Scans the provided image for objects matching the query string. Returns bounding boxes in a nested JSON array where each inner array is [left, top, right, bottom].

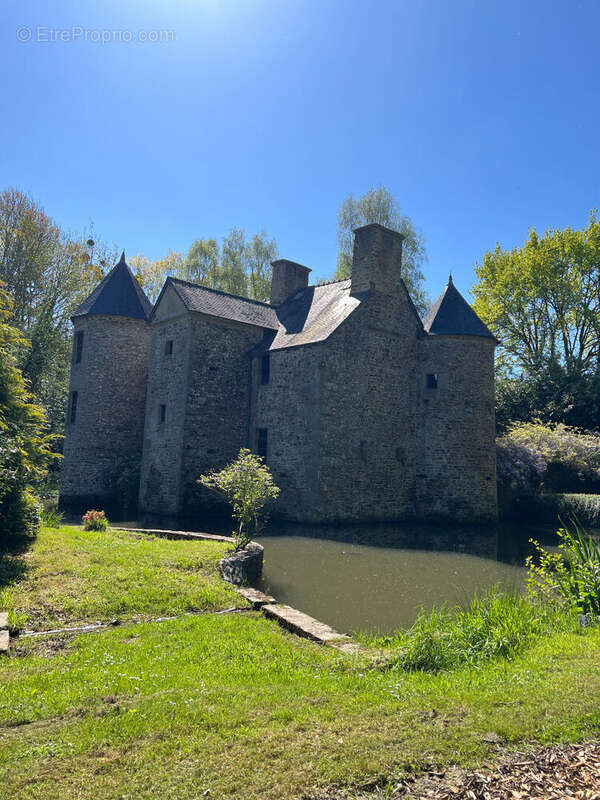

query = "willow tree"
[[334, 186, 428, 314]]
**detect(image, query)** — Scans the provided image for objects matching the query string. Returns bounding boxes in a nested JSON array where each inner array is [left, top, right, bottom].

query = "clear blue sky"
[[1, 0, 599, 300]]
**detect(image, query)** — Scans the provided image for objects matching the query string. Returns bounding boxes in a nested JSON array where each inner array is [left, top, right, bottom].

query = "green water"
[[255, 521, 557, 634]]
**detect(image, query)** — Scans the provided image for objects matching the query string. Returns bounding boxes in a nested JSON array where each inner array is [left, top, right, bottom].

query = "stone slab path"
[[263, 603, 350, 644]]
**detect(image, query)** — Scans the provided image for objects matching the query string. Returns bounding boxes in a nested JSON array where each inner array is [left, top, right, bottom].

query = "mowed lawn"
[[1, 525, 600, 799], [0, 526, 244, 631]]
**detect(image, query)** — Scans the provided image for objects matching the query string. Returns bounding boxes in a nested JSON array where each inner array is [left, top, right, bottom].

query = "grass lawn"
[[0, 526, 244, 631], [1, 525, 599, 799]]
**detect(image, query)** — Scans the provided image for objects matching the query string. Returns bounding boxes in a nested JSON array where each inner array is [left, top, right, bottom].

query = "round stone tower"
[[416, 276, 498, 522], [59, 253, 152, 516]]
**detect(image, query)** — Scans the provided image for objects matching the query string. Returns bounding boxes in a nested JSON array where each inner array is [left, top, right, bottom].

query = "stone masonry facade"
[[60, 226, 498, 523]]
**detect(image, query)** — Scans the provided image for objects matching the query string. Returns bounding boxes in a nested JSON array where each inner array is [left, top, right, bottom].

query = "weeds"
[[360, 590, 562, 673], [527, 520, 600, 615]]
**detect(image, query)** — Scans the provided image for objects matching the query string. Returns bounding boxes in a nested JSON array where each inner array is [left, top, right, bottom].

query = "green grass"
[[0, 614, 599, 799], [1, 524, 599, 799], [358, 591, 565, 672], [0, 526, 244, 631]]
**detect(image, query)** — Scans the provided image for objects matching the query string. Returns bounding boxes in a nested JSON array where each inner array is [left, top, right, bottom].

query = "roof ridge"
[[168, 276, 274, 308], [315, 277, 351, 287]]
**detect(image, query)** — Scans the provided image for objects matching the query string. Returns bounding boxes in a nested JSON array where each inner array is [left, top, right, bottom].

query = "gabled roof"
[[72, 253, 153, 321], [162, 278, 279, 329], [267, 279, 364, 351], [423, 276, 496, 340]]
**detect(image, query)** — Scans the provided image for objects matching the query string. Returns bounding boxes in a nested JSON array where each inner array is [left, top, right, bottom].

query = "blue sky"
[[1, 0, 599, 301]]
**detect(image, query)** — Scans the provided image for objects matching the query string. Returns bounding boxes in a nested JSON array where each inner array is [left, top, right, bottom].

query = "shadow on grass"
[[0, 534, 34, 590]]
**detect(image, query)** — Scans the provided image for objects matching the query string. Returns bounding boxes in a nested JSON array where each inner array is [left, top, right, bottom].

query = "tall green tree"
[[0, 282, 55, 537], [182, 238, 220, 288], [0, 189, 101, 434], [473, 212, 600, 430], [334, 186, 428, 313], [473, 213, 600, 377]]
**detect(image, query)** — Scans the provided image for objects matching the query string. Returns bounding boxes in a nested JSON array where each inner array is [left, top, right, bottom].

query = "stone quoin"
[[59, 224, 498, 523]]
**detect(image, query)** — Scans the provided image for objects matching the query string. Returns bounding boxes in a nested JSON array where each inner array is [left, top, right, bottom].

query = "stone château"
[[59, 223, 498, 523]]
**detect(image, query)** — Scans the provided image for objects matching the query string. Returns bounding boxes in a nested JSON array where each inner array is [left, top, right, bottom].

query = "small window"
[[256, 428, 268, 459], [260, 353, 270, 385], [69, 391, 78, 424], [158, 404, 167, 424], [74, 331, 84, 364], [426, 373, 438, 389], [165, 340, 173, 356]]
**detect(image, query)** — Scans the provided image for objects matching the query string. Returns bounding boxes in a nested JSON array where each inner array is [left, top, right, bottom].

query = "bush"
[[527, 522, 600, 616], [363, 591, 558, 673], [1, 489, 42, 538], [496, 438, 546, 496], [198, 449, 280, 550], [497, 421, 600, 495], [82, 509, 109, 531]]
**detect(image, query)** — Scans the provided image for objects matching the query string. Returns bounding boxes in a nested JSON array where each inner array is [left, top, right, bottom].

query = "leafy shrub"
[[198, 448, 280, 550], [41, 506, 63, 528], [82, 509, 109, 531], [363, 591, 558, 673], [1, 489, 42, 538], [527, 522, 600, 616]]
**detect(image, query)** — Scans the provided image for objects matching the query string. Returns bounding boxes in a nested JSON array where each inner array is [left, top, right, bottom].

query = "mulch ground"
[[399, 741, 600, 799], [310, 742, 600, 800]]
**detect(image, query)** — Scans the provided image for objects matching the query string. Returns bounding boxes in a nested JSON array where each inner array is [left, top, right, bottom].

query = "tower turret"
[[59, 253, 153, 516], [416, 276, 498, 521]]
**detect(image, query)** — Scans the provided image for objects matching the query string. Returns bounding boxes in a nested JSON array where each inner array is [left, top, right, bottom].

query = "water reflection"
[[254, 520, 558, 635]]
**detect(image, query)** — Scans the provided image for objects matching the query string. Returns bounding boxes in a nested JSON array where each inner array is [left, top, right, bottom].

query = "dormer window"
[[426, 373, 438, 389]]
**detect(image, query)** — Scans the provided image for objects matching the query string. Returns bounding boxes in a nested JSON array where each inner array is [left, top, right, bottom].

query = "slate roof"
[[267, 279, 364, 351], [166, 278, 279, 330], [423, 277, 495, 339], [72, 253, 153, 321], [157, 276, 364, 350]]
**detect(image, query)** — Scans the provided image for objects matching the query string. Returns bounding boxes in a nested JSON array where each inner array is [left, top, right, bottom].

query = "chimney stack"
[[270, 259, 311, 306], [350, 223, 405, 296]]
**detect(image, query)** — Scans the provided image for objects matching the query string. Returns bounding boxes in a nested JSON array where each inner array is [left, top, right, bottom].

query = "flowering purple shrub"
[[496, 439, 546, 496], [497, 421, 600, 495]]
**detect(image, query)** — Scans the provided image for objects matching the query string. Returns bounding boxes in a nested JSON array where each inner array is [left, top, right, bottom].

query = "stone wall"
[[251, 344, 321, 520], [138, 314, 191, 516], [415, 335, 497, 521], [59, 315, 150, 514], [313, 289, 422, 522], [139, 310, 265, 518]]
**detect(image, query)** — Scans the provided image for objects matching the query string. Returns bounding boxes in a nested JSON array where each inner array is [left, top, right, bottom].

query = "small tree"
[[198, 449, 280, 550]]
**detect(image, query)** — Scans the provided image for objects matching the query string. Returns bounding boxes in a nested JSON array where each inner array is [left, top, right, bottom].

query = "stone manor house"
[[59, 223, 498, 523]]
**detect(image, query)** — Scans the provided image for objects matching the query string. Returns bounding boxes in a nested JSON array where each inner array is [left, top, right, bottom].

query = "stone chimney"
[[270, 259, 311, 306], [350, 223, 405, 296]]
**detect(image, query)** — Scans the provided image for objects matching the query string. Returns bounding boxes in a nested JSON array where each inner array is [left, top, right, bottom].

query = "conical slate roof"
[[423, 276, 495, 339], [72, 253, 153, 321]]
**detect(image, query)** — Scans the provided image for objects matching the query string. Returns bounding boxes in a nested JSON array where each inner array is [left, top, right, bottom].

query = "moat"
[[254, 520, 563, 633]]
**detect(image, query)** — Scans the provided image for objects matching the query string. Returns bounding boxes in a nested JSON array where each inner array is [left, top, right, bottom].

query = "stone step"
[[236, 587, 275, 608], [262, 603, 349, 644], [0, 612, 8, 630], [0, 629, 9, 654]]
